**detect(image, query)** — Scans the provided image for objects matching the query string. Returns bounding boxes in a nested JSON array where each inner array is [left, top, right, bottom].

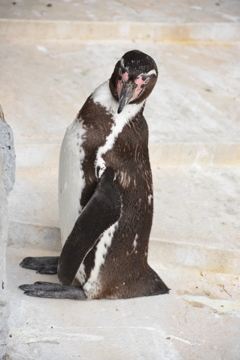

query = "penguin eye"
[[141, 75, 150, 84]]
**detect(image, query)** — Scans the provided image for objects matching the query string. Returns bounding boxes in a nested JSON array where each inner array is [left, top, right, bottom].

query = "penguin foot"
[[20, 256, 59, 274], [19, 281, 87, 300], [19, 281, 63, 291]]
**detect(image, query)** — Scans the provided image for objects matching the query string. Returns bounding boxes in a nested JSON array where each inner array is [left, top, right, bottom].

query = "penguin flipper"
[[58, 167, 121, 286]]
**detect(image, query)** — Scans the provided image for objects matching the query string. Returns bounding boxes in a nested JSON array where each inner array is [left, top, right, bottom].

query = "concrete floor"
[[5, 246, 240, 360], [0, 0, 240, 359]]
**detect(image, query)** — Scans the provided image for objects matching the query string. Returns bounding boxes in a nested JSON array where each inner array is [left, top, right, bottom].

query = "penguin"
[[19, 50, 169, 300]]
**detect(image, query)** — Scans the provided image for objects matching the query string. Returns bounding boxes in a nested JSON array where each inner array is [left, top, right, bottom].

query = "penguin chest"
[[58, 119, 86, 246]]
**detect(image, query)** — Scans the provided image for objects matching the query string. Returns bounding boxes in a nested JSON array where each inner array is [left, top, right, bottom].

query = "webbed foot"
[[19, 281, 87, 300], [20, 256, 59, 274]]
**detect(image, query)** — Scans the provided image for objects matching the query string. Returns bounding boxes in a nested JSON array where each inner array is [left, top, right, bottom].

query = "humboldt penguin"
[[19, 50, 169, 299]]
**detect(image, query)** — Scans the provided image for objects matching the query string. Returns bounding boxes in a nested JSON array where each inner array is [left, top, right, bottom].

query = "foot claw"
[[20, 257, 32, 268], [19, 284, 31, 291]]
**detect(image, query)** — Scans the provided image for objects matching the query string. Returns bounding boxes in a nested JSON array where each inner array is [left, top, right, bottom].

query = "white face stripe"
[[92, 80, 144, 179], [144, 69, 157, 77]]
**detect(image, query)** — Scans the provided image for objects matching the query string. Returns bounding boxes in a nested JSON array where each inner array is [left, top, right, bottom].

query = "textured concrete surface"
[[1, 0, 240, 23], [4, 246, 240, 360], [1, 0, 240, 42], [0, 106, 16, 195], [0, 152, 9, 360], [2, 20, 240, 43], [1, 0, 240, 359], [0, 40, 239, 169], [7, 166, 240, 275]]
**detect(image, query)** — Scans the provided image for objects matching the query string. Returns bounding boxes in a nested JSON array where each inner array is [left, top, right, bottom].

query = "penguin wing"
[[58, 167, 121, 286]]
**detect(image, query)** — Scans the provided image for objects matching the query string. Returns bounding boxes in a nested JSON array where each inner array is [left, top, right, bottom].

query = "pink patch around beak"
[[122, 72, 129, 82], [132, 76, 149, 101], [117, 80, 122, 98]]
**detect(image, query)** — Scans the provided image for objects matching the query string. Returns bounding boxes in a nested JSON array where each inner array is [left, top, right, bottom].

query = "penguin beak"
[[117, 82, 137, 114]]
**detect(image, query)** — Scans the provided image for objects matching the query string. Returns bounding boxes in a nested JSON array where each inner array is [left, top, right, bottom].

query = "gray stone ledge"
[[12, 142, 240, 170], [0, 106, 15, 195]]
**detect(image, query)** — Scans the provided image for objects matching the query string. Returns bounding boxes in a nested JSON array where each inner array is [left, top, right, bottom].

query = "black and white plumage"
[[19, 50, 169, 300]]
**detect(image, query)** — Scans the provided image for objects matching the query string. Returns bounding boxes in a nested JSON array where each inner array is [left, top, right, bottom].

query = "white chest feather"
[[82, 221, 119, 296], [58, 118, 86, 246], [93, 80, 144, 178]]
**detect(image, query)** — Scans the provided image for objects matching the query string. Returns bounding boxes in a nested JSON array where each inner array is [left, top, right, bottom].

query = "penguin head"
[[109, 50, 158, 114]]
